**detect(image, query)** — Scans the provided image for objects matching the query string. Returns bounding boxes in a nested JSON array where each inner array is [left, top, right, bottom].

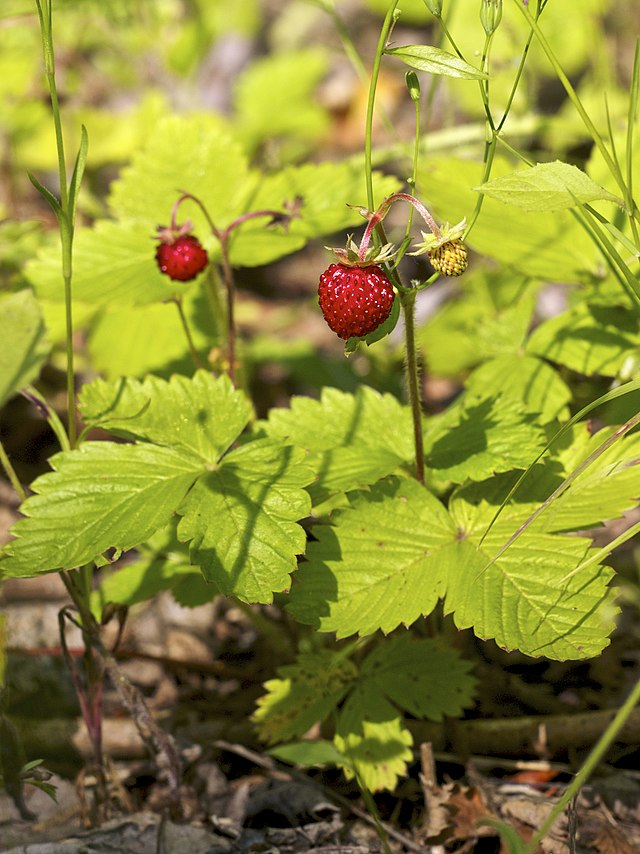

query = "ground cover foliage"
[[1, 0, 640, 850]]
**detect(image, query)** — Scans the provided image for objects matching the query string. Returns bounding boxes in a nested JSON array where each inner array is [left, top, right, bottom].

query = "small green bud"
[[423, 0, 443, 17], [405, 71, 421, 102], [480, 0, 502, 35]]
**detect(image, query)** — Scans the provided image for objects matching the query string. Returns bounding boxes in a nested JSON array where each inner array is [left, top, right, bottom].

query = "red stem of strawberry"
[[221, 208, 292, 241], [170, 193, 293, 387], [172, 191, 221, 238], [358, 192, 442, 262]]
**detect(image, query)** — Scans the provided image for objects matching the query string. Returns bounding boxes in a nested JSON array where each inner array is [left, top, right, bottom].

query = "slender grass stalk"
[[172, 297, 204, 371], [0, 442, 26, 503], [510, 0, 629, 201], [625, 40, 640, 247], [400, 290, 425, 484], [35, 0, 77, 449], [364, 1, 400, 213], [522, 674, 640, 854], [219, 239, 237, 385]]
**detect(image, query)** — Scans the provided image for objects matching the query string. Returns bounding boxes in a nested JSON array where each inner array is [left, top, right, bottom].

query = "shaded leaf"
[[527, 304, 640, 377], [287, 478, 455, 637], [464, 355, 572, 423], [360, 636, 476, 721], [0, 290, 49, 407], [269, 740, 344, 768], [424, 396, 547, 483], [253, 650, 358, 743], [263, 386, 414, 502], [177, 440, 313, 602]]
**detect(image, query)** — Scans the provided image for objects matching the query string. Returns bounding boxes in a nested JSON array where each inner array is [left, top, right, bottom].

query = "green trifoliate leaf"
[[359, 636, 476, 721], [288, 477, 456, 637], [262, 386, 414, 503], [476, 161, 622, 211], [253, 649, 358, 744], [385, 45, 487, 80], [424, 396, 547, 484], [80, 371, 252, 465], [0, 290, 49, 406], [0, 443, 203, 578], [177, 440, 313, 603]]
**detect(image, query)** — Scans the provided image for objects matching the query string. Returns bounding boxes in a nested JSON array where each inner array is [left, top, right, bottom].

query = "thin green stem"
[[36, 0, 76, 448], [364, 1, 400, 213], [625, 40, 640, 248], [464, 136, 496, 238], [309, 0, 398, 140], [497, 8, 539, 132], [22, 385, 70, 452], [172, 297, 204, 371], [400, 290, 424, 485], [523, 674, 640, 854], [203, 263, 227, 339], [0, 441, 26, 503], [404, 81, 421, 242], [219, 240, 237, 385]]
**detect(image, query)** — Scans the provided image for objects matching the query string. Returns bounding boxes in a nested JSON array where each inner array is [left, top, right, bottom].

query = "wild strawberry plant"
[[1, 0, 640, 844]]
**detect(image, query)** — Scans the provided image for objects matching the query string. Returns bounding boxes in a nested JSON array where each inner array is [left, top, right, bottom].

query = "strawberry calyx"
[[327, 237, 398, 268], [155, 220, 196, 245], [408, 217, 467, 255]]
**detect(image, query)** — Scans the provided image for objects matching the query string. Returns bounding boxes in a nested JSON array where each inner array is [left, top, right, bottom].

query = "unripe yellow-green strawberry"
[[428, 239, 468, 277]]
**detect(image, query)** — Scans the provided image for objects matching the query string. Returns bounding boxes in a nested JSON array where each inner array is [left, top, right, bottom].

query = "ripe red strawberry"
[[318, 263, 395, 340], [155, 233, 208, 281]]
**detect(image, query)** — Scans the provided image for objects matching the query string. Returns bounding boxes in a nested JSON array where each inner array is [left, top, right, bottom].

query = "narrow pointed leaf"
[[28, 172, 65, 226], [386, 44, 487, 80], [68, 124, 89, 226]]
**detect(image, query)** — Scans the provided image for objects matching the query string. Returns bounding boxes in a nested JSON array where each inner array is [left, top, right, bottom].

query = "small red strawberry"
[[318, 262, 395, 340], [155, 225, 208, 281]]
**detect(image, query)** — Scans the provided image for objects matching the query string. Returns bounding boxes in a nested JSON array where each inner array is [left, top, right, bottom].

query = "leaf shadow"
[[188, 444, 302, 601]]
